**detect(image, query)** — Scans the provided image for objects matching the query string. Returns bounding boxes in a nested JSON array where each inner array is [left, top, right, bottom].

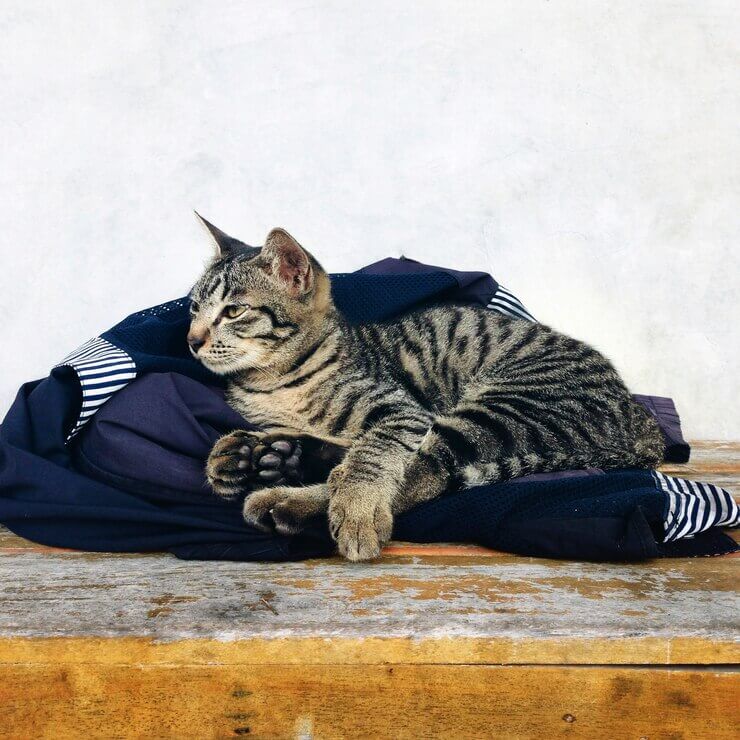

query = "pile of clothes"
[[0, 258, 736, 561]]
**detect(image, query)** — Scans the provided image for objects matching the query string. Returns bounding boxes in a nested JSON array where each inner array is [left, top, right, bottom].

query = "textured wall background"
[[0, 1, 738, 438]]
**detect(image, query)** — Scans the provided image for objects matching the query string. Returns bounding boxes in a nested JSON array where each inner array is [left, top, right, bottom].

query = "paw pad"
[[253, 439, 303, 484], [207, 432, 304, 498]]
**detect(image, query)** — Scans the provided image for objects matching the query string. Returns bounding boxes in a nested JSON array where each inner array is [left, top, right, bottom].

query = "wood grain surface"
[[0, 554, 737, 662], [1, 664, 737, 739]]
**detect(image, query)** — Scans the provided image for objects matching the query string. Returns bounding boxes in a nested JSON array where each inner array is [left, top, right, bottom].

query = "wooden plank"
[[1, 634, 737, 668], [0, 439, 736, 673], [0, 552, 737, 665], [661, 440, 740, 480], [0, 663, 737, 739], [679, 440, 740, 464], [0, 441, 736, 737]]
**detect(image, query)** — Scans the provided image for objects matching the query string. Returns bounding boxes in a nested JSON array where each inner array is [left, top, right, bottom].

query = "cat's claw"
[[206, 430, 303, 498]]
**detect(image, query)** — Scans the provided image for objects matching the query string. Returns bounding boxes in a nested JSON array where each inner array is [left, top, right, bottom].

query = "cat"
[[188, 216, 665, 561]]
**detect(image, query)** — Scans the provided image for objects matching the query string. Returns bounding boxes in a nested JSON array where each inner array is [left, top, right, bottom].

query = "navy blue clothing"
[[0, 260, 735, 561]]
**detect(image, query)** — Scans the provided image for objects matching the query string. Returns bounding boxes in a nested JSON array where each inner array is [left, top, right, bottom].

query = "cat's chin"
[[197, 356, 252, 376]]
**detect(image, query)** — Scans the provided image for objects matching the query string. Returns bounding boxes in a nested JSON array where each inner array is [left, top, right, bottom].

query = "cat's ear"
[[194, 212, 249, 257], [262, 228, 313, 296]]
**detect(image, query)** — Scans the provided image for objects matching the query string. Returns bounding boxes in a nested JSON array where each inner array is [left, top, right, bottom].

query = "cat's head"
[[187, 215, 333, 375]]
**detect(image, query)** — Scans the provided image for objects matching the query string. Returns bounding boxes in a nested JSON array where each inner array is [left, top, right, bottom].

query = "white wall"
[[0, 1, 738, 438]]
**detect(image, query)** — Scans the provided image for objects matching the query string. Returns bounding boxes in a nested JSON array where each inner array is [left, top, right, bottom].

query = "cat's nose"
[[187, 332, 207, 354]]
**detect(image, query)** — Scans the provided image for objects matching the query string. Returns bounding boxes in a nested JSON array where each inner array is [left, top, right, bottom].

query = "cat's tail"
[[461, 446, 655, 488], [460, 406, 666, 489]]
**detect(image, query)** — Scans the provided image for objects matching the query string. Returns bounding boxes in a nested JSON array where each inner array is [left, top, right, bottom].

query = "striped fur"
[[190, 224, 665, 561]]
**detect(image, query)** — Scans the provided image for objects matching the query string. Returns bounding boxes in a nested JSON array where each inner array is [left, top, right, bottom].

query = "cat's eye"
[[223, 304, 248, 319], [189, 301, 200, 314]]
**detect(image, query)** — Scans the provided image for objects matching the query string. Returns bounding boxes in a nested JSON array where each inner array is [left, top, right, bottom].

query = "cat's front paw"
[[243, 484, 328, 535], [328, 484, 394, 562], [206, 430, 303, 498], [242, 486, 290, 532]]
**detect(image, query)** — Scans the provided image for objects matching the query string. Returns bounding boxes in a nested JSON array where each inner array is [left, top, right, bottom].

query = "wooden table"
[[0, 442, 738, 738]]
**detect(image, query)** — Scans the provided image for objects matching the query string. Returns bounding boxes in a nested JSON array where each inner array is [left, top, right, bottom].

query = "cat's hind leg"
[[394, 402, 512, 513], [396, 387, 611, 512]]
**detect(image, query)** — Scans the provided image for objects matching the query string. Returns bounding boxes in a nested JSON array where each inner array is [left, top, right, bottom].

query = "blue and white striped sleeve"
[[55, 337, 137, 440], [487, 285, 536, 322], [654, 471, 739, 542]]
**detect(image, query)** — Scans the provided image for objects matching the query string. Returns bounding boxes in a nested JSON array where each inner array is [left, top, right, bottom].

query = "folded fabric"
[[0, 258, 735, 561]]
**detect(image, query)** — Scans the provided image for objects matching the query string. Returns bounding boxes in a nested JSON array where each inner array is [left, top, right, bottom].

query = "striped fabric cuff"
[[55, 337, 137, 440], [487, 285, 536, 322], [654, 471, 739, 542]]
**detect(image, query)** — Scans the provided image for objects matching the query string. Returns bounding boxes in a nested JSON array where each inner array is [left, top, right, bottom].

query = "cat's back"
[[368, 302, 530, 367], [363, 302, 618, 393], [347, 304, 534, 408]]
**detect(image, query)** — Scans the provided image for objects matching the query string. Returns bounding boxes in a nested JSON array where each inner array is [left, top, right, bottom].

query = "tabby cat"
[[188, 217, 665, 561]]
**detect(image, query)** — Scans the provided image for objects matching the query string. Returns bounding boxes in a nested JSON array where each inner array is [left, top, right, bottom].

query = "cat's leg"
[[394, 392, 513, 513], [327, 404, 432, 561], [392, 421, 471, 513], [206, 429, 348, 499], [242, 483, 330, 535], [394, 384, 583, 513]]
